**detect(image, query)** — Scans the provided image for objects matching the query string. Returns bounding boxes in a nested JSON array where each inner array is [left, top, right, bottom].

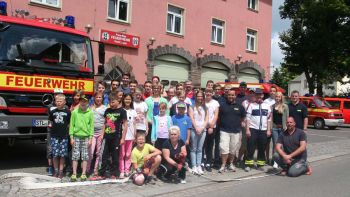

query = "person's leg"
[[124, 140, 133, 174], [265, 136, 272, 164], [149, 155, 161, 176], [196, 131, 206, 168], [47, 133, 53, 173], [272, 153, 288, 170], [288, 159, 308, 177], [99, 138, 109, 177], [119, 142, 126, 175], [190, 129, 198, 168], [59, 157, 65, 172], [219, 131, 229, 170], [245, 129, 258, 168], [71, 137, 80, 176], [257, 131, 268, 167], [111, 137, 120, 177], [179, 167, 187, 180], [87, 135, 97, 174], [81, 138, 89, 176], [214, 126, 221, 168], [205, 130, 215, 167], [229, 133, 241, 166], [93, 133, 103, 174], [238, 127, 247, 162]]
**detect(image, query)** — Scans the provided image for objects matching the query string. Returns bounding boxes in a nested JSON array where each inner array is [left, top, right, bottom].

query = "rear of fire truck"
[[0, 1, 95, 145]]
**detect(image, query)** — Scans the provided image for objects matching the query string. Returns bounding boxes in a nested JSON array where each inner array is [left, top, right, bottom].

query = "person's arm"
[[267, 108, 272, 137], [145, 146, 162, 161], [151, 116, 157, 144], [210, 106, 219, 128], [189, 106, 197, 131], [289, 140, 307, 158], [180, 145, 187, 157], [203, 109, 209, 133], [69, 111, 75, 145], [246, 106, 252, 138], [303, 105, 308, 131]]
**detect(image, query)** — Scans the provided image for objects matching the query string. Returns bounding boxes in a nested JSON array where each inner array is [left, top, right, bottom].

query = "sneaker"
[[70, 174, 77, 182], [48, 166, 54, 176], [228, 164, 236, 172], [197, 166, 204, 175], [273, 162, 279, 169], [244, 166, 251, 172], [205, 164, 212, 172], [218, 166, 226, 173], [191, 166, 198, 175], [80, 174, 87, 181], [119, 173, 125, 179], [180, 179, 186, 184]]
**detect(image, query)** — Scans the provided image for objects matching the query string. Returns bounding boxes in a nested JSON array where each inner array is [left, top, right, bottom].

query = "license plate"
[[32, 119, 49, 127]]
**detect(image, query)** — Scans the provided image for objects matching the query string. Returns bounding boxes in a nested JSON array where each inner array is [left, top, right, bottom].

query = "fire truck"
[[217, 82, 285, 97], [0, 1, 104, 145]]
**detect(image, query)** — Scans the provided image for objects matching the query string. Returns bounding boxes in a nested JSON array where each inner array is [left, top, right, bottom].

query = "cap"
[[249, 87, 256, 93], [177, 102, 186, 108], [79, 94, 89, 101], [254, 88, 263, 94], [239, 81, 247, 87], [53, 88, 63, 94]]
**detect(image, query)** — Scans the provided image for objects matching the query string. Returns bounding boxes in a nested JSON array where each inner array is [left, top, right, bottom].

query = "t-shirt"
[[49, 108, 71, 138], [205, 99, 220, 128], [169, 96, 192, 108], [117, 86, 131, 95], [264, 97, 276, 108], [134, 101, 148, 130], [157, 115, 169, 139], [125, 108, 137, 140], [153, 102, 159, 116], [131, 143, 155, 167], [192, 105, 206, 128], [92, 105, 107, 133], [162, 139, 185, 161], [247, 102, 271, 131], [288, 102, 308, 129], [172, 115, 192, 142], [277, 128, 307, 161], [104, 107, 127, 139], [219, 101, 246, 133]]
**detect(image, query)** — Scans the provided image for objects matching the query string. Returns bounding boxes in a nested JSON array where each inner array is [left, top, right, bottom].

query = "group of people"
[[46, 73, 312, 186]]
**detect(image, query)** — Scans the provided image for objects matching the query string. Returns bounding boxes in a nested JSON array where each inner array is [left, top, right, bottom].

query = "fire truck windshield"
[[0, 22, 93, 77]]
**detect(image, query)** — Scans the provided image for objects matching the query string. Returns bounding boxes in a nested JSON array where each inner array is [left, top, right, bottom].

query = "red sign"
[[99, 29, 140, 49]]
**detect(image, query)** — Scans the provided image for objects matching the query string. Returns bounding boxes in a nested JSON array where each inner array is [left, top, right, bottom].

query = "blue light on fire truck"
[[0, 1, 7, 16], [65, 15, 75, 28]]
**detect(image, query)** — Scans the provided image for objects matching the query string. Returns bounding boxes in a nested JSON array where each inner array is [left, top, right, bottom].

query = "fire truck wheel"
[[314, 119, 325, 130]]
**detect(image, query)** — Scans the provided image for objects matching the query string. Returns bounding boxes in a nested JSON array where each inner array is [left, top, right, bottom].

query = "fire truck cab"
[[0, 1, 103, 144]]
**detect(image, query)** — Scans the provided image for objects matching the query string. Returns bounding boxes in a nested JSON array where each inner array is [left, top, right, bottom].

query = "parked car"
[[323, 97, 350, 124], [299, 97, 344, 129]]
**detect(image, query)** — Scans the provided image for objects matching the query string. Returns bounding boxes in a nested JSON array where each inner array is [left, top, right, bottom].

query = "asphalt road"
[[197, 154, 350, 197], [1, 126, 350, 175]]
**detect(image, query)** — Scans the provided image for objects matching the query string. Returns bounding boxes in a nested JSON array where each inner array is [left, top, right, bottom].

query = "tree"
[[279, 0, 350, 96], [271, 66, 297, 95]]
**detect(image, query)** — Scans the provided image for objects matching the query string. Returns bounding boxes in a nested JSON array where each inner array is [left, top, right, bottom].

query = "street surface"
[[1, 126, 350, 196]]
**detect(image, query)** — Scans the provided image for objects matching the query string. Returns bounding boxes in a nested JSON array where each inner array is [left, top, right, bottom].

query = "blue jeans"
[[190, 129, 206, 167], [272, 128, 283, 154], [273, 153, 308, 177]]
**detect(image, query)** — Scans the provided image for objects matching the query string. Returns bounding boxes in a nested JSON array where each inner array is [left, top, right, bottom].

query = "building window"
[[167, 5, 184, 35], [246, 29, 257, 52], [108, 0, 129, 22], [211, 19, 224, 44], [248, 0, 258, 10], [30, 0, 60, 7]]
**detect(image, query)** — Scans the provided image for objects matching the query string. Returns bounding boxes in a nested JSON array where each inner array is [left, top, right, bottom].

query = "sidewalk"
[[2, 138, 350, 197]]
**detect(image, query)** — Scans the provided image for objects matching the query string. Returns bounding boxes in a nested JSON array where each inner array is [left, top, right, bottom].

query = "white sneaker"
[[228, 163, 236, 172], [273, 162, 279, 169], [218, 166, 226, 173], [180, 179, 186, 184], [197, 166, 204, 175], [191, 166, 198, 174], [119, 173, 125, 179]]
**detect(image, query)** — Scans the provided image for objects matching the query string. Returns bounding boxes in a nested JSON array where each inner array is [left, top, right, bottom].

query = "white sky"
[[271, 0, 290, 72]]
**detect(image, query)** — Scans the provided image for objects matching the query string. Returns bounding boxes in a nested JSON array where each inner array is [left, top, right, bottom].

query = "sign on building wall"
[[99, 29, 140, 49]]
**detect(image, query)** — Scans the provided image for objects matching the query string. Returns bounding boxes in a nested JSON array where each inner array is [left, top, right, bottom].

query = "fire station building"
[[10, 0, 272, 88]]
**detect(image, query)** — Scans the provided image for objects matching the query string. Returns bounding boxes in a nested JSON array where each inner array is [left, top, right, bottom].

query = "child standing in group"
[[99, 94, 127, 179], [87, 92, 107, 177], [133, 88, 149, 135], [48, 94, 71, 179], [119, 94, 137, 179], [171, 102, 192, 146], [151, 102, 173, 150], [69, 94, 94, 182], [70, 89, 84, 111]]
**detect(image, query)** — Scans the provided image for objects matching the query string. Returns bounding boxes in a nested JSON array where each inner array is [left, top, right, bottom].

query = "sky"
[[270, 0, 291, 72]]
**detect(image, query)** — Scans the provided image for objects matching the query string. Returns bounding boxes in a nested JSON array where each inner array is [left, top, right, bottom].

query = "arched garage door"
[[238, 68, 260, 83], [154, 54, 189, 88], [201, 62, 228, 88]]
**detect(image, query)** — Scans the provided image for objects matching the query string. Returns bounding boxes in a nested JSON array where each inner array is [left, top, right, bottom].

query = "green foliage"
[[279, 0, 350, 96], [271, 66, 297, 95]]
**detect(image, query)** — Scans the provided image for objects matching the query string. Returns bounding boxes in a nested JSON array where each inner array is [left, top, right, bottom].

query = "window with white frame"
[[31, 0, 60, 7], [167, 5, 184, 35], [108, 0, 129, 22], [211, 19, 224, 44], [246, 29, 257, 52], [248, 0, 258, 10]]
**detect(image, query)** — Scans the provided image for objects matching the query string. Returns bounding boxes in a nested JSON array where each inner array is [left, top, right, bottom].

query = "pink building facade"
[[9, 0, 272, 87]]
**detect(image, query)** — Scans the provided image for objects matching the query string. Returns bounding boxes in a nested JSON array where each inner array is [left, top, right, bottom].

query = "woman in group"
[[89, 81, 109, 106], [189, 90, 209, 175], [271, 91, 289, 168], [161, 126, 187, 183]]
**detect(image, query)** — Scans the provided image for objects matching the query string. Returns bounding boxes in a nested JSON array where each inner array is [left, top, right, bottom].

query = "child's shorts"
[[72, 137, 89, 161], [50, 137, 68, 158]]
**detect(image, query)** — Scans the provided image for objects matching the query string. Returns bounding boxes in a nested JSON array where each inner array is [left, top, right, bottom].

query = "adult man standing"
[[235, 82, 248, 106], [274, 117, 312, 177], [117, 73, 131, 94], [264, 85, 277, 164], [288, 90, 308, 131], [245, 88, 271, 171], [218, 89, 246, 173]]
